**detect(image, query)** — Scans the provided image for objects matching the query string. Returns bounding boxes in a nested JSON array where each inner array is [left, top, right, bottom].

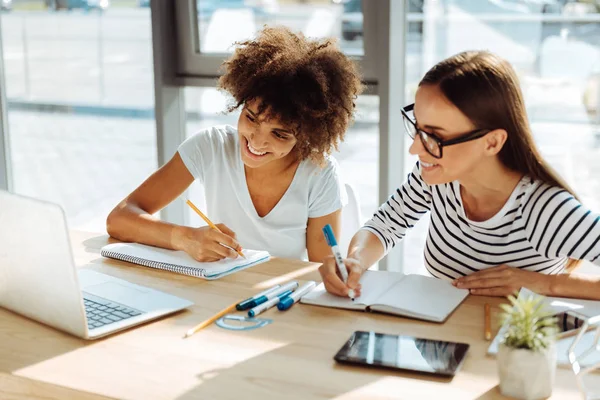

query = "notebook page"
[[300, 270, 405, 311], [372, 274, 469, 322], [101, 243, 269, 275]]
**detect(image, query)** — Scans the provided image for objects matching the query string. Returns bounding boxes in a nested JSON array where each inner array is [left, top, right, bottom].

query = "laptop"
[[0, 191, 194, 339]]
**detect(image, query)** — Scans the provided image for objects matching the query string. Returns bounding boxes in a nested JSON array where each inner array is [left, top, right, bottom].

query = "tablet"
[[334, 331, 470, 377]]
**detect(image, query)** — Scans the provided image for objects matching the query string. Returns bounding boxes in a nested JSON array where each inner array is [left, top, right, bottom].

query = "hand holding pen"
[[177, 200, 245, 262], [320, 224, 362, 299]]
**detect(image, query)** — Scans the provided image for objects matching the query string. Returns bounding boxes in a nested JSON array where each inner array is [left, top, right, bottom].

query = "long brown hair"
[[420, 50, 580, 270]]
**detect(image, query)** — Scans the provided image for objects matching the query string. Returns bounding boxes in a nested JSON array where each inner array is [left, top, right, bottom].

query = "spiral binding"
[[101, 250, 206, 278]]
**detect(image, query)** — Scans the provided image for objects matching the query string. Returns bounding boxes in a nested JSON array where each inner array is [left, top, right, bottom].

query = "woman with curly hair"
[[106, 26, 363, 262]]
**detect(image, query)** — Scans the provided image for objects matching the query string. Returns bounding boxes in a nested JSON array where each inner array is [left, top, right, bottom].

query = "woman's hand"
[[318, 255, 364, 297], [175, 224, 241, 262], [452, 265, 552, 297]]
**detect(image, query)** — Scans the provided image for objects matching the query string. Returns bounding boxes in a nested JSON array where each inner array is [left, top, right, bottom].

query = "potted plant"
[[497, 293, 559, 400]]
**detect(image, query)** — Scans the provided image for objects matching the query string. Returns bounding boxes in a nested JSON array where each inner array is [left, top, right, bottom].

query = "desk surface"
[[0, 231, 594, 400]]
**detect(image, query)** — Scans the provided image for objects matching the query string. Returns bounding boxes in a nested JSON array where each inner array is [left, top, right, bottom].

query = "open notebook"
[[301, 270, 469, 323], [101, 243, 270, 280], [488, 288, 600, 367]]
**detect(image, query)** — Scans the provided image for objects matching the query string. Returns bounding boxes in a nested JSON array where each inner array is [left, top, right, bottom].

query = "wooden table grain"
[[0, 231, 593, 399]]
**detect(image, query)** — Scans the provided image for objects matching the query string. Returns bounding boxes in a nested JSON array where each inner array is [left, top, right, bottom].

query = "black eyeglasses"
[[401, 104, 490, 159]]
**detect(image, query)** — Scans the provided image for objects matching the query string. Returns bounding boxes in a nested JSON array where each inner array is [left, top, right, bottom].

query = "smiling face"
[[237, 99, 299, 170], [409, 84, 494, 185]]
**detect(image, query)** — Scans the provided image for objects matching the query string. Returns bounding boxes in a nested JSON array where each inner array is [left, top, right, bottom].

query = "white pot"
[[497, 342, 557, 400]]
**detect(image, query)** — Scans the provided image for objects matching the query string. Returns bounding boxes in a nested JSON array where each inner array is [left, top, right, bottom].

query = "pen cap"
[[236, 284, 282, 310], [277, 296, 294, 311], [277, 281, 316, 311], [248, 290, 292, 317], [236, 299, 255, 311], [322, 224, 337, 246]]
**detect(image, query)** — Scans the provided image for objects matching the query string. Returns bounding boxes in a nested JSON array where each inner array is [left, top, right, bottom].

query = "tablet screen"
[[334, 331, 470, 377]]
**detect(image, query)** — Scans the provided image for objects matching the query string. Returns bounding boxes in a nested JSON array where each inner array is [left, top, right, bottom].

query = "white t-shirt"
[[178, 125, 347, 260]]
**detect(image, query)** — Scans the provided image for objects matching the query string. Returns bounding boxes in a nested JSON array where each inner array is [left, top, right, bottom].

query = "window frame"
[[0, 16, 12, 192], [174, 0, 380, 83]]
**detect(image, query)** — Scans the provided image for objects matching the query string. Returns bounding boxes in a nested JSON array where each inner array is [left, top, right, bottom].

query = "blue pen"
[[252, 281, 298, 307], [236, 284, 281, 311], [322, 224, 355, 300], [248, 290, 293, 317], [278, 281, 317, 311]]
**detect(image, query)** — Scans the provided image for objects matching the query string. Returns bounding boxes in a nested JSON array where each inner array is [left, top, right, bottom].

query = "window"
[[175, 0, 379, 81], [1, 3, 157, 231]]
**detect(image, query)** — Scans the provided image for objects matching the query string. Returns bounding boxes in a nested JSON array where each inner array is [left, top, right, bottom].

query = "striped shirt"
[[363, 162, 600, 280]]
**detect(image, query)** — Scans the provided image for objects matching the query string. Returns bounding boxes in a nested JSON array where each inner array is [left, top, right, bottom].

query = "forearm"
[[347, 230, 386, 272], [546, 273, 600, 300], [106, 202, 189, 251]]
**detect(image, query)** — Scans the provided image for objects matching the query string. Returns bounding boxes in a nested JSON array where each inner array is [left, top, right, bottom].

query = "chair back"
[[340, 183, 362, 257]]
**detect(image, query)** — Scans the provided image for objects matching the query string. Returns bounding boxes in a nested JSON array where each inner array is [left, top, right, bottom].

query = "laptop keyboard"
[[83, 293, 143, 330]]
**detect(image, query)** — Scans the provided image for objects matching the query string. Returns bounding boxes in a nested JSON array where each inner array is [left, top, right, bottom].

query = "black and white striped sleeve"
[[362, 162, 433, 253], [523, 184, 600, 265]]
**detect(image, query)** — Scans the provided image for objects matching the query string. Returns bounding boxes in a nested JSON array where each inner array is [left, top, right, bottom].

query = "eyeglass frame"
[[401, 103, 491, 159]]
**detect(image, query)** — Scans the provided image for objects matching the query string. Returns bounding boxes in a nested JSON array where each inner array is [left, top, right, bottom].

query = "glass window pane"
[[196, 0, 364, 56], [1, 4, 157, 231], [404, 0, 600, 275]]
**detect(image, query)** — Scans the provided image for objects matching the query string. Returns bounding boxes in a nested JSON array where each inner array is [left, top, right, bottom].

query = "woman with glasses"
[[319, 50, 600, 299]]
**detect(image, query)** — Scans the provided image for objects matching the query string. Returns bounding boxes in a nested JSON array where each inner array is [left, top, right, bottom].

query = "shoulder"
[[179, 125, 238, 161], [523, 178, 575, 205], [521, 178, 577, 215], [304, 155, 348, 215], [301, 154, 342, 183]]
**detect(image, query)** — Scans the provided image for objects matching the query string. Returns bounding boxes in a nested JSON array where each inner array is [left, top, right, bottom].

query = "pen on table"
[[484, 303, 491, 341], [278, 281, 317, 311], [248, 290, 294, 317], [185, 199, 245, 259], [251, 281, 299, 307], [322, 224, 355, 300], [183, 301, 238, 339], [236, 284, 282, 311]]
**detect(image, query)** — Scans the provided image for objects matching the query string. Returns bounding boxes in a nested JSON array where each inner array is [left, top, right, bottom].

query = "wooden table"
[[0, 231, 594, 399]]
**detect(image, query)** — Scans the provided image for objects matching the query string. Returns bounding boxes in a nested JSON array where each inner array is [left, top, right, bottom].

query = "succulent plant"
[[499, 293, 559, 351]]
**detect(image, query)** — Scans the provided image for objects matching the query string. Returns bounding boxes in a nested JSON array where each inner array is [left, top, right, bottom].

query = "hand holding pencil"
[[175, 200, 245, 262]]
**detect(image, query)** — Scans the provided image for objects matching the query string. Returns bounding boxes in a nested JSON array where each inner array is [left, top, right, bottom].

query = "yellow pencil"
[[186, 199, 245, 259], [183, 301, 238, 338]]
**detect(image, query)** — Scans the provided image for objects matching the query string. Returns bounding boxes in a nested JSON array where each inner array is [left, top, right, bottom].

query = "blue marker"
[[252, 281, 298, 307], [248, 290, 293, 317], [322, 224, 355, 300], [236, 284, 281, 311], [278, 281, 316, 311]]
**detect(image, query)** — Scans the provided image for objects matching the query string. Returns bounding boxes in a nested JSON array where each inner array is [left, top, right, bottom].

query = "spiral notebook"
[[101, 243, 270, 280]]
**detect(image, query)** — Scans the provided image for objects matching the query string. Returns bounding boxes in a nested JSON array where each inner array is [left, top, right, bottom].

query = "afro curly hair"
[[218, 26, 364, 165]]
